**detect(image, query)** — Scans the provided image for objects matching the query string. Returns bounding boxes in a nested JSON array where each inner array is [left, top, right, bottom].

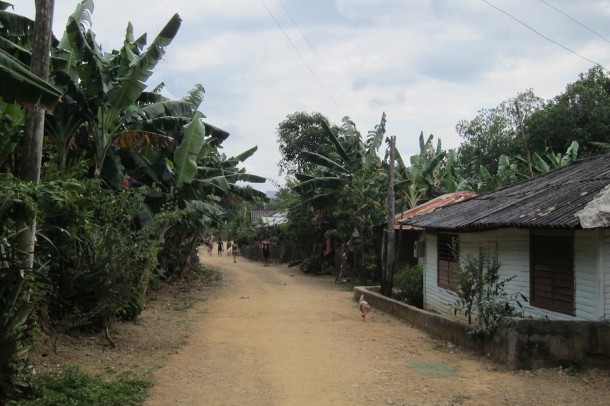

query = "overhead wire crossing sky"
[[260, 0, 346, 116]]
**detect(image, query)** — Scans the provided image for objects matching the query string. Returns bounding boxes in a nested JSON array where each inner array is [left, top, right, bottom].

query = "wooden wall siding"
[[531, 234, 575, 315], [574, 230, 598, 320], [600, 229, 610, 320], [423, 233, 459, 314], [423, 228, 605, 321]]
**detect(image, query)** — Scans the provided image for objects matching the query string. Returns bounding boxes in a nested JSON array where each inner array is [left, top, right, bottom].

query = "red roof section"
[[394, 191, 477, 230]]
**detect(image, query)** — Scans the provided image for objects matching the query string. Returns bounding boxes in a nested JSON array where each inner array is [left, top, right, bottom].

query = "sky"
[[17, 0, 610, 192]]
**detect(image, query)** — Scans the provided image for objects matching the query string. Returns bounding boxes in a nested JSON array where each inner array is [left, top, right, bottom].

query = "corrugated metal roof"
[[394, 191, 477, 230], [251, 210, 277, 223], [401, 154, 610, 231]]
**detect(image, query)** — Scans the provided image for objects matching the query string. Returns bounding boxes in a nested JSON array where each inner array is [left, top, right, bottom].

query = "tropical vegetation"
[[3, 0, 610, 401], [0, 1, 266, 401], [273, 65, 610, 304]]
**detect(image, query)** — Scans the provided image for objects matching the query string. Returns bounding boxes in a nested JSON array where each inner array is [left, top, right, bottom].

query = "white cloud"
[[15, 0, 610, 192]]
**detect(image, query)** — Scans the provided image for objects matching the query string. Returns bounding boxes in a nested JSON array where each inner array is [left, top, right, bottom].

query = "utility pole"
[[515, 100, 533, 178], [381, 136, 396, 297]]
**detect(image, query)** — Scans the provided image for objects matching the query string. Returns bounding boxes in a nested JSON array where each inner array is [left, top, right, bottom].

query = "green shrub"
[[393, 264, 423, 308], [36, 180, 158, 333], [153, 207, 201, 281], [299, 256, 317, 274], [450, 247, 526, 338], [0, 176, 45, 401], [17, 366, 150, 405]]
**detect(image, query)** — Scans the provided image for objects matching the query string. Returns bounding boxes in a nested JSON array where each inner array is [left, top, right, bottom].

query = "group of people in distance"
[[202, 237, 239, 262], [201, 235, 215, 256], [202, 236, 272, 266]]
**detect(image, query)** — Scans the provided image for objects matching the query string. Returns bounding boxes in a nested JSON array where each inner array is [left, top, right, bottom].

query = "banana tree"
[[393, 132, 447, 210], [291, 113, 388, 275], [0, 48, 61, 108], [526, 140, 579, 175], [0, 49, 61, 170], [52, 0, 182, 180], [0, 9, 61, 166], [293, 113, 387, 207]]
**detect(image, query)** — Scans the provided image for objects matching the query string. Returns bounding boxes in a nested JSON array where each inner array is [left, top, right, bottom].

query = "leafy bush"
[[153, 205, 202, 281], [451, 247, 526, 338], [36, 179, 159, 334], [299, 256, 318, 274], [0, 176, 45, 401], [18, 366, 150, 405], [393, 264, 423, 308]]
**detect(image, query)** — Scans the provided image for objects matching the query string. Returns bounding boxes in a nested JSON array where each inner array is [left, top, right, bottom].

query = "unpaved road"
[[145, 252, 609, 405]]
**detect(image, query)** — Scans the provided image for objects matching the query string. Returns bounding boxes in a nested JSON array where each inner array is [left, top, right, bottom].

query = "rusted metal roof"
[[394, 191, 477, 230], [401, 154, 610, 231]]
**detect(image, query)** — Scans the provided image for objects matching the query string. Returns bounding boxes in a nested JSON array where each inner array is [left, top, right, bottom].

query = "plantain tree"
[[291, 113, 387, 277], [1, 0, 267, 356], [392, 132, 448, 211], [0, 0, 60, 399]]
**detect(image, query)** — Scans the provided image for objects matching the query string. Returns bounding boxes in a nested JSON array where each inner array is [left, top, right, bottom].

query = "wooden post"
[[381, 136, 396, 297], [515, 100, 533, 178]]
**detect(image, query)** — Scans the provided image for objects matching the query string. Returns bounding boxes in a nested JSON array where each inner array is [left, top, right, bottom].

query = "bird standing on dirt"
[[359, 295, 371, 320]]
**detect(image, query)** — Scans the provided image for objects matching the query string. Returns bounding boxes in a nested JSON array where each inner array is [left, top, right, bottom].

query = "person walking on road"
[[232, 242, 239, 263], [260, 239, 271, 267]]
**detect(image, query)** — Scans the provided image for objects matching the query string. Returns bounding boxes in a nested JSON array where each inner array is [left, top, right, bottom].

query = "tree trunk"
[[381, 136, 396, 297], [17, 0, 55, 270]]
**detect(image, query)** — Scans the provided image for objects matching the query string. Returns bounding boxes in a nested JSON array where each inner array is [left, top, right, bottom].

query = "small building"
[[402, 153, 610, 321], [258, 212, 286, 226], [250, 210, 278, 224], [393, 192, 477, 267]]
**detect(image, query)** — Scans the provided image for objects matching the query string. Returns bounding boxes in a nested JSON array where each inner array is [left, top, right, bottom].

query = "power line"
[[260, 0, 345, 115], [481, 0, 607, 69], [277, 0, 319, 56], [538, 0, 610, 44], [276, 0, 356, 113]]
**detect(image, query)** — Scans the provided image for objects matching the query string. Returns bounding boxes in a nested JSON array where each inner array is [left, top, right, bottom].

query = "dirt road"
[[144, 252, 609, 405]]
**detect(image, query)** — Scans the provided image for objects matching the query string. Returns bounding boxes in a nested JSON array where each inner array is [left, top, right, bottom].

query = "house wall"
[[423, 228, 605, 321], [599, 229, 610, 320], [574, 229, 599, 320], [423, 233, 456, 314]]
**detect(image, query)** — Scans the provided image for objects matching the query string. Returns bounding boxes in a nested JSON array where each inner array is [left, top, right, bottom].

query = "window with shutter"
[[530, 231, 574, 315], [437, 233, 458, 290]]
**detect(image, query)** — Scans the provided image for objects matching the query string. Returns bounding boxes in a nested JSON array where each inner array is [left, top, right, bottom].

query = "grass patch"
[[407, 360, 459, 378], [17, 366, 151, 405]]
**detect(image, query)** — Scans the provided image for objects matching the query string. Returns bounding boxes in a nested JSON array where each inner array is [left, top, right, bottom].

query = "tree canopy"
[[525, 66, 610, 158], [456, 89, 544, 180], [276, 111, 338, 177]]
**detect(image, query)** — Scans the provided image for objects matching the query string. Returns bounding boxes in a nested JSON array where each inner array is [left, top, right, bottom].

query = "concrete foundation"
[[355, 286, 610, 370]]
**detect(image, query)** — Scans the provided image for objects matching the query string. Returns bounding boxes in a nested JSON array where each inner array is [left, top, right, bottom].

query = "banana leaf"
[[106, 13, 181, 113], [0, 48, 61, 108], [174, 112, 205, 187]]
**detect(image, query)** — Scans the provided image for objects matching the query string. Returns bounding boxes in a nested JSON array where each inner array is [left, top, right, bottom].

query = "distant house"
[[402, 154, 610, 321], [259, 212, 286, 226], [250, 210, 286, 226], [250, 210, 277, 223]]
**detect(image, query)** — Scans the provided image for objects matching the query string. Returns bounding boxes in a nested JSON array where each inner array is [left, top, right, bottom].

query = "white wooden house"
[[401, 154, 610, 321]]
